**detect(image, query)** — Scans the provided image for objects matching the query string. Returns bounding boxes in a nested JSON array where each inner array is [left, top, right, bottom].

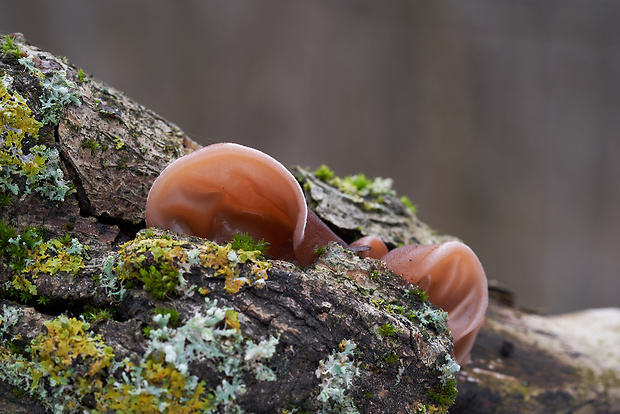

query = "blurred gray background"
[[2, 0, 618, 314]]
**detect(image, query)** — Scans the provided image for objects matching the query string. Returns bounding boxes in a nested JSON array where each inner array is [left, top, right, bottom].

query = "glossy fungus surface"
[[146, 142, 488, 364], [382, 242, 488, 364], [146, 143, 308, 262]]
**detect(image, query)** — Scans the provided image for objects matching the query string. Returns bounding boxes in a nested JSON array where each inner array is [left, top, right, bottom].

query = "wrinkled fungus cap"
[[146, 143, 309, 262], [382, 241, 488, 364], [146, 142, 344, 266]]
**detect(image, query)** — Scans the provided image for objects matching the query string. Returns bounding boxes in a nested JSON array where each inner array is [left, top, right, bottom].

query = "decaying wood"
[[1, 34, 618, 413]]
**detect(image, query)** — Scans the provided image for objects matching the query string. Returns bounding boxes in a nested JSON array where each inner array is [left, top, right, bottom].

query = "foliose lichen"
[[18, 55, 81, 126], [315, 339, 361, 414], [0, 70, 74, 202], [0, 298, 280, 413]]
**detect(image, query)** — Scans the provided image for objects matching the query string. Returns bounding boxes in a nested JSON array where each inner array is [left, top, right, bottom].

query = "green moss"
[[0, 221, 43, 273], [152, 306, 181, 327], [378, 323, 397, 338], [81, 139, 100, 153], [82, 305, 114, 323], [313, 164, 335, 181], [230, 231, 269, 256], [314, 245, 327, 256], [384, 351, 399, 365], [413, 402, 450, 414], [400, 195, 418, 214], [309, 165, 423, 216], [1, 35, 24, 57], [76, 69, 86, 83], [138, 263, 181, 299], [106, 230, 271, 299], [427, 377, 458, 407]]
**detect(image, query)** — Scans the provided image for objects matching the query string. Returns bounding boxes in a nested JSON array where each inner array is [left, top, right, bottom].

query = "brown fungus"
[[146, 142, 343, 265], [146, 142, 487, 364]]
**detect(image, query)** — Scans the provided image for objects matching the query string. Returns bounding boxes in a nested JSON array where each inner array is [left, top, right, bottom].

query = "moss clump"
[[230, 231, 269, 256], [400, 195, 418, 214], [0, 221, 43, 273], [1, 35, 25, 57], [378, 323, 397, 338], [427, 377, 458, 407], [81, 139, 100, 153], [313, 164, 335, 181], [311, 164, 417, 213], [81, 305, 115, 324], [104, 230, 271, 299]]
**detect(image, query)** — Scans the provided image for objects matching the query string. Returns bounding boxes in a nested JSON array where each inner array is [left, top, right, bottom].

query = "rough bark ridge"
[[1, 34, 619, 414]]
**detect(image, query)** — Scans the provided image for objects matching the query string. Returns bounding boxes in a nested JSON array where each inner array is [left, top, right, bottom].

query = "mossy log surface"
[[1, 34, 619, 413]]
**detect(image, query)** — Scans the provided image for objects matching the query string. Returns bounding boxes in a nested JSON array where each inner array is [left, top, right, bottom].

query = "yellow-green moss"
[[1, 221, 89, 303], [30, 316, 114, 395], [413, 402, 450, 414], [25, 236, 88, 276], [111, 231, 271, 298], [96, 358, 214, 413], [0, 78, 40, 149], [0, 73, 74, 201]]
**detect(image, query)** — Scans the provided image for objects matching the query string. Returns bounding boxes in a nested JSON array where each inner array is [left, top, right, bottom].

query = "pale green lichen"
[[410, 302, 450, 335], [315, 339, 361, 414], [18, 55, 81, 126], [102, 298, 278, 413], [438, 354, 460, 386], [372, 288, 449, 336], [0, 44, 78, 202]]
